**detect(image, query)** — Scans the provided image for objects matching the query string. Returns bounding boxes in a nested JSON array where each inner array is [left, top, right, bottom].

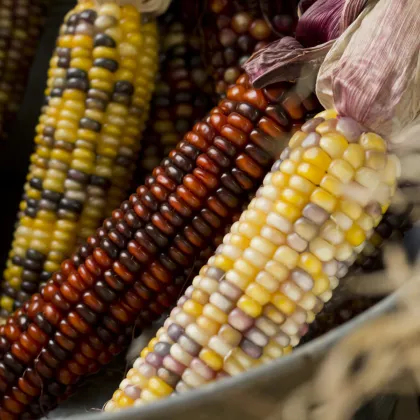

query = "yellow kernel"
[[281, 188, 307, 208], [238, 222, 260, 239], [303, 147, 332, 171], [320, 174, 342, 197], [271, 293, 296, 316], [183, 299, 203, 318], [58, 35, 72, 48], [273, 245, 299, 269], [271, 171, 290, 188], [289, 131, 307, 148], [63, 89, 86, 101], [213, 255, 234, 272], [93, 46, 118, 60], [89, 67, 114, 80], [141, 389, 160, 403], [355, 167, 380, 190], [250, 236, 277, 257], [298, 252, 322, 275], [289, 175, 315, 194], [274, 200, 301, 222], [140, 347, 150, 359], [246, 283, 271, 305], [280, 159, 297, 175], [328, 159, 355, 183], [70, 57, 93, 71], [359, 132, 387, 152], [1, 296, 13, 312], [199, 348, 224, 371], [237, 295, 262, 317], [234, 258, 259, 279], [229, 234, 250, 250], [343, 144, 365, 169], [312, 273, 331, 295], [357, 213, 374, 231], [196, 316, 220, 335], [73, 34, 94, 49], [203, 299, 229, 323], [310, 188, 337, 213], [91, 79, 114, 92], [297, 162, 324, 185], [315, 109, 338, 120], [264, 261, 289, 282], [149, 377, 174, 397], [320, 133, 348, 158], [243, 209, 267, 226], [345, 224, 366, 246], [339, 199, 362, 220], [191, 290, 209, 306]]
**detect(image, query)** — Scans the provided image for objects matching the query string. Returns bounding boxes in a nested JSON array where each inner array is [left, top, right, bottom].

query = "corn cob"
[[202, 0, 297, 97], [105, 112, 399, 410], [0, 75, 319, 418], [0, 0, 50, 140], [136, 4, 215, 180], [0, 2, 158, 317]]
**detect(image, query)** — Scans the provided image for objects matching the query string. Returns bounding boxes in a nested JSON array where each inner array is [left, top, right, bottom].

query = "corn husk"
[[317, 0, 420, 143]]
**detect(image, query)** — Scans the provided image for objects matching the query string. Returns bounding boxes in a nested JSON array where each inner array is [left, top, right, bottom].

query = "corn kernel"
[[328, 159, 355, 183], [339, 199, 362, 220], [289, 175, 315, 194], [345, 224, 366, 246], [298, 252, 322, 275], [271, 171, 290, 188], [310, 188, 337, 213], [183, 299, 203, 317], [273, 245, 299, 269], [196, 316, 220, 335], [264, 261, 289, 282], [312, 274, 330, 296], [320, 133, 348, 158], [246, 283, 271, 305], [289, 131, 308, 148], [280, 159, 297, 175], [359, 132, 387, 152], [271, 293, 296, 316], [315, 109, 338, 120], [297, 162, 324, 185], [303, 147, 332, 171], [281, 188, 307, 208], [213, 255, 234, 272], [309, 237, 335, 262], [199, 348, 224, 371], [229, 234, 250, 250], [274, 200, 301, 222], [149, 377, 174, 397], [343, 144, 365, 169], [320, 174, 342, 196], [237, 295, 262, 317]]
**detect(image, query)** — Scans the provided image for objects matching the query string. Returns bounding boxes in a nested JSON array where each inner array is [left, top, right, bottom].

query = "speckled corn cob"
[[203, 0, 298, 96], [0, 2, 158, 317], [0, 0, 50, 140], [0, 75, 319, 418], [105, 112, 399, 410], [136, 3, 215, 179]]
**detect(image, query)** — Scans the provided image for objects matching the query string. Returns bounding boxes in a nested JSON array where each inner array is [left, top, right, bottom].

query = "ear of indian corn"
[[136, 4, 215, 180], [0, 74, 319, 418], [105, 112, 399, 410], [0, 2, 158, 317], [0, 0, 50, 140]]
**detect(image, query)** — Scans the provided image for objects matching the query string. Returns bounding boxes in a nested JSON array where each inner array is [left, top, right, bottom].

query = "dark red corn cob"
[[202, 0, 298, 97], [0, 74, 320, 418]]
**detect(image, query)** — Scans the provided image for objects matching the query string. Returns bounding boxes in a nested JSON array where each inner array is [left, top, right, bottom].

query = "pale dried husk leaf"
[[317, 0, 420, 141]]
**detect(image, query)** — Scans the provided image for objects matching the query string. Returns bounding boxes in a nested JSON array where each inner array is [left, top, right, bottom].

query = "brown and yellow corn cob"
[[0, 1, 158, 317], [0, 74, 319, 418], [105, 111, 399, 410], [202, 0, 298, 97], [136, 3, 215, 180], [0, 0, 50, 140]]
